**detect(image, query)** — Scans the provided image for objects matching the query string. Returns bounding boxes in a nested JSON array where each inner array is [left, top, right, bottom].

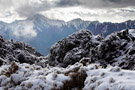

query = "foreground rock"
[[48, 30, 103, 67], [48, 29, 135, 69], [98, 29, 135, 69], [0, 35, 44, 66]]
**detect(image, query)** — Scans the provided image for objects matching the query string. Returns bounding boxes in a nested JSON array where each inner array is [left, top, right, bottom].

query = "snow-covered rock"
[[48, 29, 135, 70], [0, 35, 43, 66], [48, 30, 103, 67], [98, 29, 135, 69]]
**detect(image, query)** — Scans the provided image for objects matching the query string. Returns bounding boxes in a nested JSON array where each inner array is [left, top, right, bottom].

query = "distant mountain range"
[[0, 14, 135, 55]]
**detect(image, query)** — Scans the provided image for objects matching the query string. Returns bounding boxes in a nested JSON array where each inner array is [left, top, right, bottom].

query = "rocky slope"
[[0, 35, 43, 66], [48, 29, 135, 70], [48, 30, 103, 67]]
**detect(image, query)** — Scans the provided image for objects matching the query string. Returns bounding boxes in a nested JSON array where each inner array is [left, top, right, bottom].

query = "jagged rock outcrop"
[[48, 30, 104, 67], [98, 29, 135, 69], [48, 29, 135, 69], [0, 35, 43, 66]]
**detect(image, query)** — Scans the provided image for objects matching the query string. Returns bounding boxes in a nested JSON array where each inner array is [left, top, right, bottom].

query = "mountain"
[[87, 20, 135, 36], [0, 14, 91, 55], [0, 14, 135, 55]]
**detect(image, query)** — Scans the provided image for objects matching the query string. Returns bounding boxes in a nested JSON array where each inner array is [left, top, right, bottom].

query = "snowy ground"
[[0, 62, 135, 90]]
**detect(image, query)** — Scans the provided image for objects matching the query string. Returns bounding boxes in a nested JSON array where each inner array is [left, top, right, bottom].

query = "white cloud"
[[13, 21, 37, 41]]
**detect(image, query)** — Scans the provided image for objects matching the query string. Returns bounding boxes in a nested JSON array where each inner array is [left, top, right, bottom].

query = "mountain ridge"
[[0, 14, 135, 55]]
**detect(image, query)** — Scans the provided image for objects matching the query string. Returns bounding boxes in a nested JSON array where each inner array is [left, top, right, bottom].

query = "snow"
[[1, 62, 135, 90], [11, 72, 24, 84], [0, 62, 72, 90], [84, 66, 135, 90], [129, 29, 135, 36]]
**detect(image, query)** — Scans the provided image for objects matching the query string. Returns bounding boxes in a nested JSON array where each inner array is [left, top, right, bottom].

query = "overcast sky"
[[0, 0, 135, 23]]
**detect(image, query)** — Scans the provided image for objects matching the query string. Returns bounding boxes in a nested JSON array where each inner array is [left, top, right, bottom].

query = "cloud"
[[0, 0, 135, 23], [12, 21, 37, 41], [1, 0, 135, 18], [42, 7, 135, 23], [0, 0, 58, 18], [56, 0, 80, 6], [57, 0, 135, 8], [15, 0, 54, 17]]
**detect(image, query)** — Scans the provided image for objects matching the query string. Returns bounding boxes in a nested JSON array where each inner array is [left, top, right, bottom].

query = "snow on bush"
[[0, 61, 88, 90], [84, 66, 135, 90], [0, 62, 135, 90]]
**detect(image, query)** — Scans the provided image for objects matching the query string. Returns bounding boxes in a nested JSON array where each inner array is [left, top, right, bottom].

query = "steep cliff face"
[[48, 29, 135, 69]]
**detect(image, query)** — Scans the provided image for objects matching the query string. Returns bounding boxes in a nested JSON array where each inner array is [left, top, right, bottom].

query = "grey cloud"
[[5, 11, 13, 17], [17, 0, 135, 18], [1, 0, 135, 21], [13, 0, 135, 23], [16, 0, 80, 17], [15, 0, 54, 17], [56, 0, 80, 6], [57, 0, 135, 8]]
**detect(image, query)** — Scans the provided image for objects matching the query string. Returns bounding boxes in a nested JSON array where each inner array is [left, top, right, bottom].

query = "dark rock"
[[48, 30, 103, 67], [0, 35, 43, 66], [48, 29, 135, 70]]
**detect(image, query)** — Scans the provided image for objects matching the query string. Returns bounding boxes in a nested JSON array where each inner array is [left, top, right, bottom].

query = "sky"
[[0, 0, 135, 23]]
